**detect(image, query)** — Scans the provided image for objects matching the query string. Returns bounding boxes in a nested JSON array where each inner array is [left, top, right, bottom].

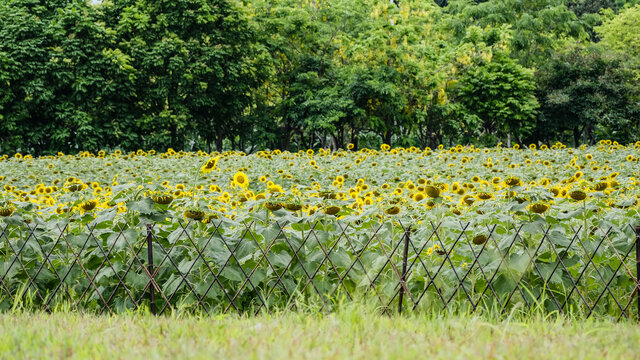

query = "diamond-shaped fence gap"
[[557, 225, 604, 313], [146, 222, 210, 315], [497, 224, 552, 314], [612, 225, 640, 320], [412, 225, 457, 311], [0, 225, 17, 306], [408, 223, 449, 311], [215, 222, 267, 314], [542, 225, 594, 315], [583, 227, 635, 319], [25, 223, 78, 311], [294, 222, 355, 309], [362, 222, 412, 311], [331, 221, 387, 305], [3, 224, 50, 308], [184, 221, 241, 314], [307, 222, 356, 304], [468, 224, 524, 314], [514, 226, 566, 313], [457, 224, 502, 313], [429, 221, 478, 311], [53, 225, 116, 314], [181, 221, 245, 313], [82, 225, 140, 313], [569, 226, 628, 318], [600, 226, 639, 320], [114, 224, 174, 315], [238, 221, 295, 312], [45, 224, 95, 312], [335, 222, 390, 314], [440, 222, 496, 314], [491, 224, 549, 314], [259, 221, 326, 313], [321, 222, 382, 304]]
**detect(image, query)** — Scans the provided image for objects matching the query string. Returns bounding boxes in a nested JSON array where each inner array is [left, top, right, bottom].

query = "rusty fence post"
[[636, 226, 640, 322], [147, 224, 156, 315], [398, 226, 411, 314]]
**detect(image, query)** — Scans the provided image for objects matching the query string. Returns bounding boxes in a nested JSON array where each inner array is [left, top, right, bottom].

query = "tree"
[[102, 0, 260, 151], [455, 51, 539, 145], [536, 43, 639, 146], [0, 0, 136, 154], [596, 4, 640, 78], [445, 0, 586, 66]]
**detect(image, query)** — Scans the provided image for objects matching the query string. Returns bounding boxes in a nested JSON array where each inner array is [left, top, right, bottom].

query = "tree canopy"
[[1, 0, 638, 154]]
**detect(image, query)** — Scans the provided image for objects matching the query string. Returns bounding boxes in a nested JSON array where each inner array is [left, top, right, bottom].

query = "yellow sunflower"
[[233, 172, 249, 188]]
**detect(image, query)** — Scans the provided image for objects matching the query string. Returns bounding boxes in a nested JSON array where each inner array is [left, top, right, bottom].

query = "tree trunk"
[[573, 126, 581, 147], [215, 134, 223, 152], [383, 131, 392, 145]]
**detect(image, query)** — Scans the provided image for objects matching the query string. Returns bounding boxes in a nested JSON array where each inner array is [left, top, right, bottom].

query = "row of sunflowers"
[[1, 141, 638, 228]]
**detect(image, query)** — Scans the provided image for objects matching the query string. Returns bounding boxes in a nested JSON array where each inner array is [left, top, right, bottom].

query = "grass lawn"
[[0, 307, 638, 360]]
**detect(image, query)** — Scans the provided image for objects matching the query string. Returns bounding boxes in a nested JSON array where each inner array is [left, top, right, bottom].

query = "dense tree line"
[[1, 0, 639, 154]]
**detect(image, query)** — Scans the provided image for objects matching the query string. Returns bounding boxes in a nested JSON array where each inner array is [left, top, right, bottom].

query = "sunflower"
[[527, 203, 550, 214], [324, 206, 341, 215], [67, 183, 84, 192], [284, 203, 303, 211], [424, 185, 440, 198], [0, 206, 15, 217], [461, 194, 475, 205], [412, 192, 425, 202], [504, 177, 522, 186], [569, 190, 587, 201], [233, 172, 250, 188], [80, 200, 98, 211], [265, 202, 283, 212], [593, 182, 608, 191], [472, 234, 487, 245], [184, 209, 205, 220], [152, 194, 174, 205], [385, 206, 401, 215], [200, 157, 219, 174]]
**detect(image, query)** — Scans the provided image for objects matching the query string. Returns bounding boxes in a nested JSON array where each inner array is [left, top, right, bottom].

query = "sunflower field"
[[0, 141, 639, 316]]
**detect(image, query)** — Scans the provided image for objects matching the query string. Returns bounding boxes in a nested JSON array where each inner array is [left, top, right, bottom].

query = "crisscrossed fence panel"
[[0, 219, 639, 319]]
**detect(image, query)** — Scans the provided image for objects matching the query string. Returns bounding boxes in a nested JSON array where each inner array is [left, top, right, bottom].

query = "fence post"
[[147, 224, 156, 315], [398, 225, 411, 314], [636, 226, 640, 322]]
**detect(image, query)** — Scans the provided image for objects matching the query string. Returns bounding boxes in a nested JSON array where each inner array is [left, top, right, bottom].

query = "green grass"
[[1, 305, 639, 360]]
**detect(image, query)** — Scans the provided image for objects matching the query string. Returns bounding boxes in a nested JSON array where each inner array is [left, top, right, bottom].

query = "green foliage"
[[536, 42, 640, 145], [0, 0, 639, 153], [454, 52, 539, 145], [596, 4, 640, 79]]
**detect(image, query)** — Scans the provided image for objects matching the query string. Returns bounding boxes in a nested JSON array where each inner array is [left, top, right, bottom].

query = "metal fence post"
[[636, 226, 640, 322], [147, 224, 156, 315], [398, 226, 411, 314]]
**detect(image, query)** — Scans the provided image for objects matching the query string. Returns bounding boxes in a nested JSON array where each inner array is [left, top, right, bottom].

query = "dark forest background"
[[1, 0, 639, 154]]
